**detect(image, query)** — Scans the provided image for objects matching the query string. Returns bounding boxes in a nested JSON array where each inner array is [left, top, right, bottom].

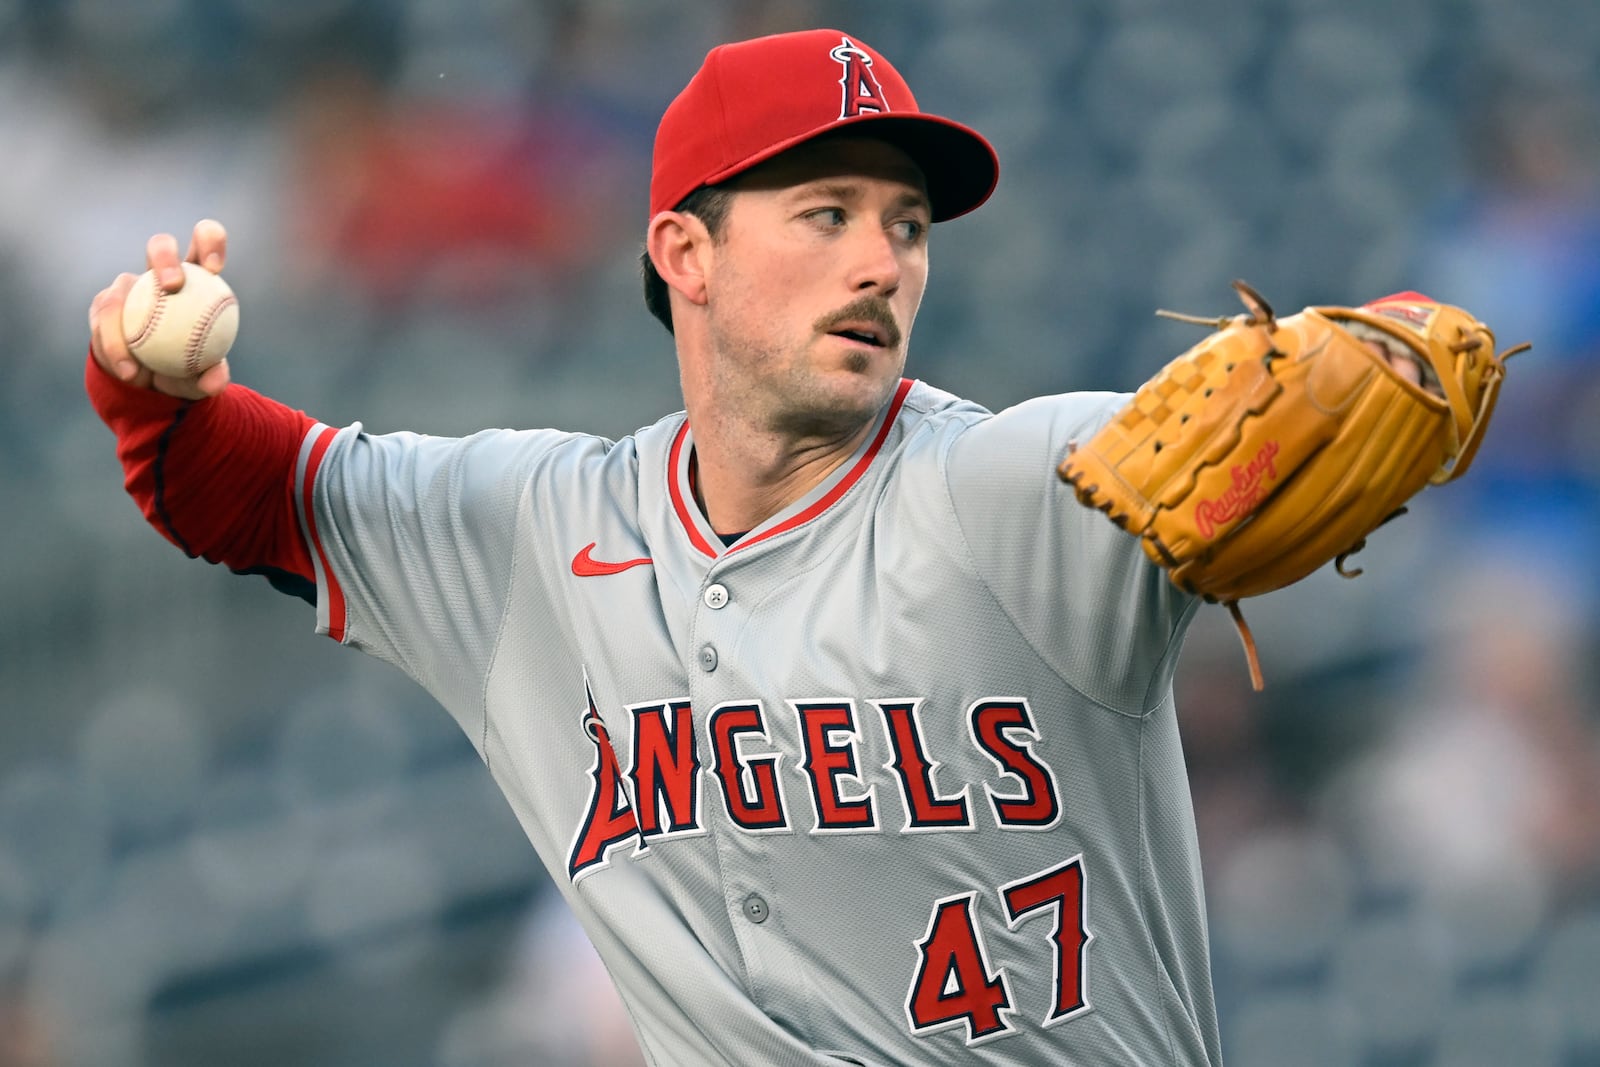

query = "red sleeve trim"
[[299, 425, 348, 642]]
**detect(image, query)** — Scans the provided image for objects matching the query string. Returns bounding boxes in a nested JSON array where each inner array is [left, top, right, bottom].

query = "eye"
[[891, 218, 926, 243], [805, 207, 846, 229]]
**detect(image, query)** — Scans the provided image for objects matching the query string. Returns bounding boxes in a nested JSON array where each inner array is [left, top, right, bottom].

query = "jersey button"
[[703, 583, 729, 609], [742, 893, 769, 924], [697, 645, 718, 672]]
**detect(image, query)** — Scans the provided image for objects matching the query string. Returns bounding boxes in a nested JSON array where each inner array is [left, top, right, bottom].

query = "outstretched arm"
[[85, 220, 318, 590]]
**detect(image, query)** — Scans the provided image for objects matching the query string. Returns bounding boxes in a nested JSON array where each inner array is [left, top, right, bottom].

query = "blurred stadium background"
[[2, 0, 1599, 1064]]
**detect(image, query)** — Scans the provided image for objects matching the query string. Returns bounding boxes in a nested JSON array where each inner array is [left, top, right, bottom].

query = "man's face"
[[699, 136, 932, 438]]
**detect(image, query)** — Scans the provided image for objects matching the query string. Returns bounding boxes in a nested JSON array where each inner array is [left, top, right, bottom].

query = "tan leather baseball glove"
[[1059, 282, 1529, 688]]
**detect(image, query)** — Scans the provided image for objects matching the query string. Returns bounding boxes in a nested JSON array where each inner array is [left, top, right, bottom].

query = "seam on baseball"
[[186, 294, 237, 376], [128, 286, 164, 348]]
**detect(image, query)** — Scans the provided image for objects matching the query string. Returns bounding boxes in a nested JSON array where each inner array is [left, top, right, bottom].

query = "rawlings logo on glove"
[[1193, 440, 1281, 539], [1058, 281, 1530, 689]]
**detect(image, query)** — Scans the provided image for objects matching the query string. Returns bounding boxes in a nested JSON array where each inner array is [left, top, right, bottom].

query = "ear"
[[647, 211, 713, 310]]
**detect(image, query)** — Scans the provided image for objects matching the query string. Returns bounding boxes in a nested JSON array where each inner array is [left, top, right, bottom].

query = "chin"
[[774, 366, 900, 438]]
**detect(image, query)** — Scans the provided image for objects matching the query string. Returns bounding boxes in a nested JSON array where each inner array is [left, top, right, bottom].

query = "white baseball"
[[121, 262, 239, 378]]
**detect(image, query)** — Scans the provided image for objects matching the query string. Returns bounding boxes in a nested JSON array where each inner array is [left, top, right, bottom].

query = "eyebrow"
[[793, 181, 932, 216]]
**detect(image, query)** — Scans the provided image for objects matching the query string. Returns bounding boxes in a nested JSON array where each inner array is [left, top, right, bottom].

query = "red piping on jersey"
[[301, 425, 347, 642], [668, 378, 913, 558], [668, 422, 719, 559]]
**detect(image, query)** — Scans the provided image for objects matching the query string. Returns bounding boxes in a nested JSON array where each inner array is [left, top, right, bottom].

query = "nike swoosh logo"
[[571, 542, 653, 577]]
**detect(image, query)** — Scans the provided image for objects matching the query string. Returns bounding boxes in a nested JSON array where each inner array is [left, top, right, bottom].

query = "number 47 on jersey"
[[907, 856, 1090, 1046]]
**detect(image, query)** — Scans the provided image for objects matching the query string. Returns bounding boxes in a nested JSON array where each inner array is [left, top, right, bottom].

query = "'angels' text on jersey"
[[568, 682, 1062, 883]]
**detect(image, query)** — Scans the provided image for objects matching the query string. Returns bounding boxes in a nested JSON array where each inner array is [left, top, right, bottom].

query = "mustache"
[[814, 296, 903, 349]]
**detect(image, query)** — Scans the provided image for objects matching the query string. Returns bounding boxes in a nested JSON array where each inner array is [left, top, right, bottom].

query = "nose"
[[845, 226, 902, 297]]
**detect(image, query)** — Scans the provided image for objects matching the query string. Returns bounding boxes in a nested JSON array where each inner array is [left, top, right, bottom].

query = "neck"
[[686, 404, 879, 535]]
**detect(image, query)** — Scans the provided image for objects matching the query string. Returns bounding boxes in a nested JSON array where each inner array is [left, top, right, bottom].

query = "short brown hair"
[[641, 185, 733, 335]]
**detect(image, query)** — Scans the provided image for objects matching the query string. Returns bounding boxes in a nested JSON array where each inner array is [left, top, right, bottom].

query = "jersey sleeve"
[[940, 392, 1197, 714], [297, 422, 580, 747], [85, 351, 319, 598]]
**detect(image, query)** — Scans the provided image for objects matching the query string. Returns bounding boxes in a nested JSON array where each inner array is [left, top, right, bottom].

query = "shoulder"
[[627, 408, 689, 462], [898, 379, 992, 424], [954, 390, 1129, 453], [895, 382, 1129, 471], [316, 421, 647, 510]]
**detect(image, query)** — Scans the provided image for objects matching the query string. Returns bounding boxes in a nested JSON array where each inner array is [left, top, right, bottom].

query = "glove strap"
[[1431, 341, 1531, 484], [1226, 600, 1265, 691]]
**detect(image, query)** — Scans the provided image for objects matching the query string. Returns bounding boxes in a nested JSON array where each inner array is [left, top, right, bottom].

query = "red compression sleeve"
[[84, 351, 318, 582]]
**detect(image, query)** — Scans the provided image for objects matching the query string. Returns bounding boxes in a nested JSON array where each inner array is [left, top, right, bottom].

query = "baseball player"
[[86, 27, 1516, 1067]]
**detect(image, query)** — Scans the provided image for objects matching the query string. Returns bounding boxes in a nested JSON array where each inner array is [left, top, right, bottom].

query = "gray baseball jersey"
[[291, 379, 1214, 1066]]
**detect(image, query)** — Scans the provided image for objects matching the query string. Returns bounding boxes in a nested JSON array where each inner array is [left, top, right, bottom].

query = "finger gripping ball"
[[121, 262, 239, 378]]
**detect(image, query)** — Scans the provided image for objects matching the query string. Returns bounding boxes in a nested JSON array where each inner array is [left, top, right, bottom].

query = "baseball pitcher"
[[85, 28, 1521, 1067]]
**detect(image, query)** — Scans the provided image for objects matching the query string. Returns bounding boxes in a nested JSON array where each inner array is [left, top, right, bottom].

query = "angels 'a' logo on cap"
[[830, 36, 889, 119]]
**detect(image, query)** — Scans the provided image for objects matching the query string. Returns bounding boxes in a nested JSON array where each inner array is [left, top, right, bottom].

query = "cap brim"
[[700, 113, 999, 223]]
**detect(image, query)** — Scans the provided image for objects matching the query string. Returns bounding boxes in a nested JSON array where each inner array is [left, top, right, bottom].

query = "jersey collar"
[[668, 378, 914, 560]]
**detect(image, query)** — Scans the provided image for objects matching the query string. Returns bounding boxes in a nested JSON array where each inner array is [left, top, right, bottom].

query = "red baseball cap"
[[650, 29, 999, 222]]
